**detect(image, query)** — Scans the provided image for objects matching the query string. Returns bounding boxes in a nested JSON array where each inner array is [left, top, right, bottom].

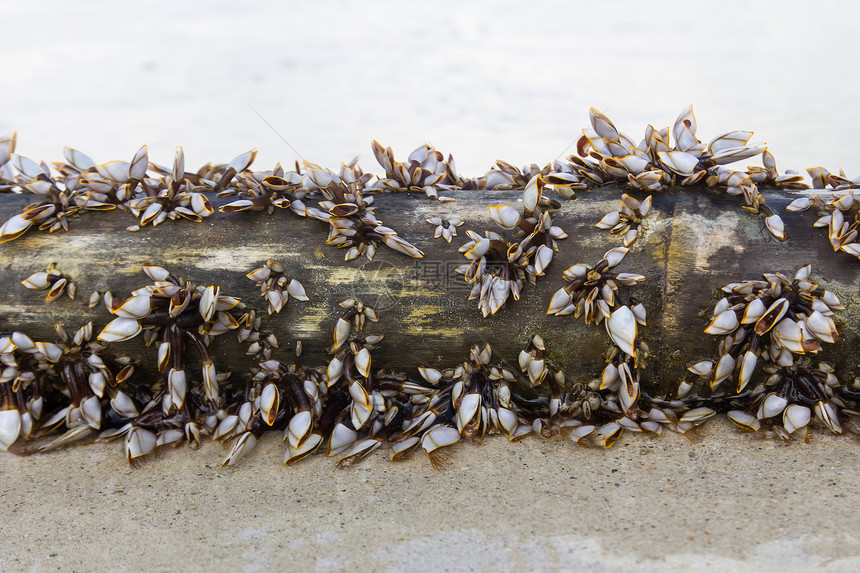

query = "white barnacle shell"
[[111, 391, 139, 419], [679, 407, 715, 424], [686, 360, 713, 377], [589, 107, 620, 140], [534, 245, 554, 277], [96, 160, 131, 183], [522, 175, 542, 213], [786, 197, 810, 212], [765, 214, 786, 241], [821, 290, 844, 311], [710, 354, 735, 389], [0, 214, 33, 243], [547, 288, 573, 316], [605, 305, 637, 357], [168, 368, 188, 410], [421, 426, 461, 453], [355, 348, 372, 378], [841, 243, 860, 257], [603, 247, 628, 268], [596, 422, 623, 448], [741, 298, 766, 324], [805, 310, 838, 344], [783, 404, 811, 434], [287, 279, 309, 301], [705, 309, 739, 335], [34, 342, 62, 363], [222, 432, 258, 467], [707, 130, 753, 154], [21, 271, 52, 290], [456, 393, 481, 433], [600, 363, 619, 389], [417, 366, 443, 385], [129, 145, 148, 180], [487, 205, 521, 229], [814, 401, 842, 434], [737, 350, 758, 392], [727, 410, 760, 432], [772, 318, 805, 354], [497, 407, 518, 438], [246, 267, 271, 282], [125, 426, 157, 463], [0, 409, 21, 451], [757, 393, 788, 419], [97, 317, 142, 344], [327, 357, 344, 387], [596, 210, 621, 230], [143, 265, 171, 282], [115, 294, 152, 319], [657, 151, 699, 176]]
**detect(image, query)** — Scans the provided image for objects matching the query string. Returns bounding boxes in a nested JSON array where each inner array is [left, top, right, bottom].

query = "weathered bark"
[[0, 186, 857, 393]]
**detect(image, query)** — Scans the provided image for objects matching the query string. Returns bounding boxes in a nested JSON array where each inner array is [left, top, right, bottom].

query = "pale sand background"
[[3, 417, 859, 572]]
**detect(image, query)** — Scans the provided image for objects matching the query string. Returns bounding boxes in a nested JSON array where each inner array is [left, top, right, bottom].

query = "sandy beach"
[[3, 417, 859, 572]]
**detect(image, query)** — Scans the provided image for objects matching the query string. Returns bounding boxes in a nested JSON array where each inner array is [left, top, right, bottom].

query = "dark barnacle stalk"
[[303, 163, 424, 261], [680, 265, 845, 440], [457, 176, 567, 316], [96, 265, 246, 413]]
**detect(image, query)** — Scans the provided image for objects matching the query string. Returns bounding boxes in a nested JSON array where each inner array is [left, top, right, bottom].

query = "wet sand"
[[2, 417, 859, 572]]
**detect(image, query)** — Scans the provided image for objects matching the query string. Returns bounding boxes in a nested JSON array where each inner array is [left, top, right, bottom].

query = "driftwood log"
[[0, 186, 857, 395]]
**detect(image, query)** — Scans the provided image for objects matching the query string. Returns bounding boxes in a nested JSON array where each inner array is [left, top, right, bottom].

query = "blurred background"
[[2, 0, 858, 178]]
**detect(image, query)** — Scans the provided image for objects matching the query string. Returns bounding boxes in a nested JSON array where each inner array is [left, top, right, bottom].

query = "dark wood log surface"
[[0, 186, 857, 393]]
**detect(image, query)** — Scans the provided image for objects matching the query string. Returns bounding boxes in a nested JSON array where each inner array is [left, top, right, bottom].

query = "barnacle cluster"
[[595, 194, 652, 247], [681, 265, 854, 441], [456, 176, 567, 316], [370, 141, 464, 201], [246, 260, 308, 314], [97, 266, 248, 410], [21, 264, 76, 302], [543, 106, 809, 241], [0, 104, 858, 467], [0, 103, 826, 250], [787, 171, 860, 260]]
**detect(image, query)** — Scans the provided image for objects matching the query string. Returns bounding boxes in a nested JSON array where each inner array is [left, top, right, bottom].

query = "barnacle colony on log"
[[0, 105, 858, 467]]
